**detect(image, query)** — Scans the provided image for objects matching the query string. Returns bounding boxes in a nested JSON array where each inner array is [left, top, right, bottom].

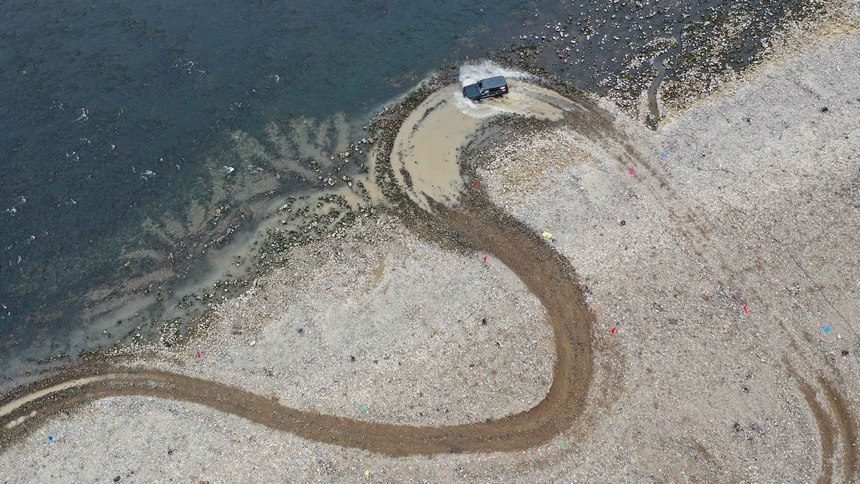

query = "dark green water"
[[0, 0, 566, 380], [0, 0, 821, 384]]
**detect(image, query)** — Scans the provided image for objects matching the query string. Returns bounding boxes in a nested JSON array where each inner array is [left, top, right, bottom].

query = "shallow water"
[[0, 0, 551, 379], [391, 77, 575, 211]]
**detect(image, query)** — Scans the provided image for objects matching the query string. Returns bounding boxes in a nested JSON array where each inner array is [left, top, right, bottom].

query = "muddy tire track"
[[819, 376, 859, 482], [785, 360, 837, 483], [0, 192, 594, 457], [784, 357, 858, 483], [562, 95, 860, 482]]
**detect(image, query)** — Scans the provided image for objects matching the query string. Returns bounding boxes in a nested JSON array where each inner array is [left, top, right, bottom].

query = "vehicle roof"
[[480, 76, 507, 88]]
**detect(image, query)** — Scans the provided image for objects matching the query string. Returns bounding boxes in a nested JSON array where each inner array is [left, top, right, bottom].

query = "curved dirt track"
[[0, 192, 594, 457]]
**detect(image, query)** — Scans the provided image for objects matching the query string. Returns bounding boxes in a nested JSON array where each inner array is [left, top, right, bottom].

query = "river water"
[[0, 0, 812, 384], [0, 0, 570, 381]]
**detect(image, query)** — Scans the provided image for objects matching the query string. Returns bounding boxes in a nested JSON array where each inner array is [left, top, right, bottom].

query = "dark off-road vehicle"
[[462, 76, 508, 101]]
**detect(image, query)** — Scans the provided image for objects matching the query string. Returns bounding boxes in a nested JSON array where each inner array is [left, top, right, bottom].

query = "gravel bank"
[[136, 214, 555, 428]]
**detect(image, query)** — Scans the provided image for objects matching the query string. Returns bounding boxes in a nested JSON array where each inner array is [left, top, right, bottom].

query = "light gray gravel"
[[137, 214, 554, 427]]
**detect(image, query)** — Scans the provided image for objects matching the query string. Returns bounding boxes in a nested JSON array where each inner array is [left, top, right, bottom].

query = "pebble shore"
[[1, 8, 859, 482]]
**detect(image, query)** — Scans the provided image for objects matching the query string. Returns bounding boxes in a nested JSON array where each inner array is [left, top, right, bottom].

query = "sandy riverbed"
[[2, 10, 860, 483]]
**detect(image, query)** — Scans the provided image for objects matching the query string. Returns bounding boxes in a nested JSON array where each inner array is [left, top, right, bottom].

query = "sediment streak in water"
[[0, 80, 594, 456]]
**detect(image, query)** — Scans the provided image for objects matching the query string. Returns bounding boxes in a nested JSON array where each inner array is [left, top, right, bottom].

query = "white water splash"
[[458, 60, 531, 88], [454, 61, 574, 120]]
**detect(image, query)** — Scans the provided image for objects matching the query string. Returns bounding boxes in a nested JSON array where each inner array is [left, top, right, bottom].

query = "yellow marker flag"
[[542, 231, 553, 239]]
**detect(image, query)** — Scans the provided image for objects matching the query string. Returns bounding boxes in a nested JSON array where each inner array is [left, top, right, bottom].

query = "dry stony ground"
[[477, 24, 860, 481], [2, 23, 860, 484]]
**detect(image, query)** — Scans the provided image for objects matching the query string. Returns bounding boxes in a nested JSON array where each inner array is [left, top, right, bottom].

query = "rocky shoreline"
[[2, 5, 860, 481]]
